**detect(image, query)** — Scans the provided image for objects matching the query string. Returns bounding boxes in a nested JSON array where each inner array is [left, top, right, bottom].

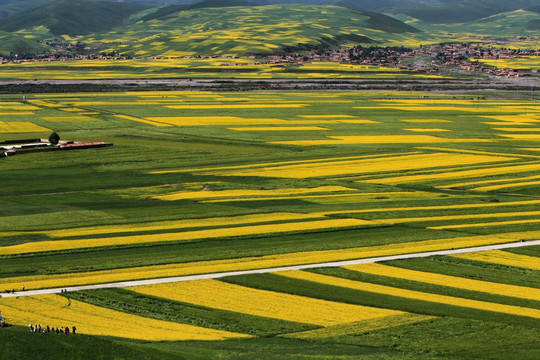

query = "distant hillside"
[[141, 0, 256, 22], [0, 30, 50, 56], [394, 0, 539, 24], [526, 19, 540, 31], [75, 5, 421, 57], [0, 0, 49, 18], [396, 9, 540, 39], [0, 0, 150, 36], [361, 11, 420, 33], [329, 0, 442, 12], [527, 5, 540, 14]]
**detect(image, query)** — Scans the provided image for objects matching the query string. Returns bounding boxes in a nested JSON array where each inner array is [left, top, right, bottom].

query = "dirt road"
[[2, 240, 538, 299]]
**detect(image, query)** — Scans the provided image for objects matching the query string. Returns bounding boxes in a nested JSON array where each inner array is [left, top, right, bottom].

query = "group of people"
[[29, 324, 76, 334]]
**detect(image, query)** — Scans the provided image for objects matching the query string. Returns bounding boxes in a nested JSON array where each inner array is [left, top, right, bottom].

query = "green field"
[[0, 58, 448, 80], [1, 90, 540, 359]]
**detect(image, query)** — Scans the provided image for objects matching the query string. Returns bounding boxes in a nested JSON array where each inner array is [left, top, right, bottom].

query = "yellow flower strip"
[[0, 231, 533, 291], [401, 119, 453, 123], [144, 116, 290, 126], [0, 112, 35, 116], [473, 179, 540, 192], [269, 135, 493, 146], [438, 174, 540, 190], [220, 153, 512, 179], [149, 152, 419, 175], [283, 313, 435, 340], [228, 126, 330, 131], [365, 162, 540, 185], [47, 212, 320, 238], [375, 210, 540, 225], [166, 104, 307, 109], [40, 116, 97, 122], [350, 263, 540, 301], [131, 280, 402, 327], [451, 250, 540, 271], [114, 114, 172, 127], [0, 218, 371, 255], [155, 186, 354, 201], [0, 295, 250, 341], [404, 128, 451, 132], [326, 199, 540, 216], [428, 218, 540, 230], [0, 121, 50, 133], [277, 271, 540, 320]]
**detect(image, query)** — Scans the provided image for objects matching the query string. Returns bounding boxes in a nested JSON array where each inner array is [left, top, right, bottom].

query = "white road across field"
[[2, 239, 539, 299]]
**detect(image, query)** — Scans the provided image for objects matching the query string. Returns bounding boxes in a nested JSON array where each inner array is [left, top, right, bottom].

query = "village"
[[0, 39, 539, 78]]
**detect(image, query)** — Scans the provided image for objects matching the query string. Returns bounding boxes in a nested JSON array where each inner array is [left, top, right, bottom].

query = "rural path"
[[2, 240, 539, 299]]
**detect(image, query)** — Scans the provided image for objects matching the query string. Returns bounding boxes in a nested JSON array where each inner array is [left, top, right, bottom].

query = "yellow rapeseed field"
[[47, 212, 320, 238], [167, 104, 307, 109], [270, 135, 493, 146], [366, 162, 540, 185], [472, 179, 540, 192], [131, 280, 403, 326], [452, 250, 540, 271], [155, 186, 354, 201], [277, 271, 540, 319], [0, 295, 250, 341], [143, 116, 290, 126], [283, 313, 435, 340], [114, 114, 172, 127], [228, 126, 330, 131], [350, 263, 540, 301], [375, 210, 540, 225], [0, 121, 50, 133], [40, 116, 98, 122], [1, 232, 532, 290], [219, 152, 514, 178], [0, 218, 371, 255]]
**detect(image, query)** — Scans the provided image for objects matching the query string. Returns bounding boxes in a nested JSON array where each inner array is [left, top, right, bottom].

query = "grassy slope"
[[141, 0, 258, 22], [0, 0, 49, 18], [0, 30, 50, 55], [395, 9, 540, 38], [394, 0, 539, 24], [0, 0, 150, 36], [95, 5, 422, 57]]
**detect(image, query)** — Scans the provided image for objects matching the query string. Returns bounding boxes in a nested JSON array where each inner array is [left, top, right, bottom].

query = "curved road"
[[2, 240, 539, 299]]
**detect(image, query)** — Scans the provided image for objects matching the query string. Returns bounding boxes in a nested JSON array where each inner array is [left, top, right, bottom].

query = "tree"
[[48, 131, 60, 145]]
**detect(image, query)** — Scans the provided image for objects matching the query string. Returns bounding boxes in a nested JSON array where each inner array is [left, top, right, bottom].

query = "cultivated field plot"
[[0, 58, 445, 80], [478, 56, 540, 71], [1, 91, 539, 359]]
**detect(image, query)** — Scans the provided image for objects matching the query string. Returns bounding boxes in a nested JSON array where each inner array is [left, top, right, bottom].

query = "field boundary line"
[[2, 240, 539, 298]]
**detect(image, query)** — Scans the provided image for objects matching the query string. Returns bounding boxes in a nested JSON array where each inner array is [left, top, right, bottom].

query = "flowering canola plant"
[[451, 250, 540, 271], [130, 279, 403, 327], [0, 295, 251, 341], [0, 218, 371, 255], [352, 263, 540, 301], [277, 271, 540, 320]]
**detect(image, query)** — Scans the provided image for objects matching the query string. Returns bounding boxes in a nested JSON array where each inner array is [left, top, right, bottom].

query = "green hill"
[[0, 30, 50, 56], [141, 0, 257, 22], [395, 9, 540, 38], [0, 0, 150, 36], [0, 0, 50, 18], [84, 5, 421, 57], [526, 19, 540, 31], [527, 5, 540, 14], [394, 0, 539, 24]]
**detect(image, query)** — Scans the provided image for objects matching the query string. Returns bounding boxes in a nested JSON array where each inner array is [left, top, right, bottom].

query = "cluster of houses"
[[0, 40, 538, 77], [431, 43, 539, 77]]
